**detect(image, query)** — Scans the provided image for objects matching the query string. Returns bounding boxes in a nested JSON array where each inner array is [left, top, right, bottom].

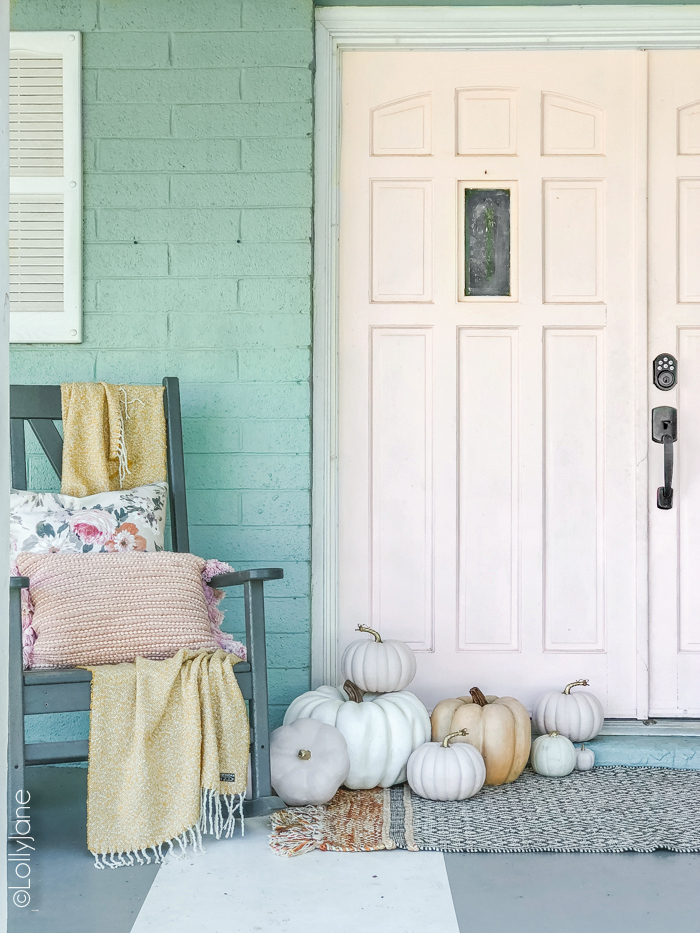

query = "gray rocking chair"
[[8, 377, 284, 822]]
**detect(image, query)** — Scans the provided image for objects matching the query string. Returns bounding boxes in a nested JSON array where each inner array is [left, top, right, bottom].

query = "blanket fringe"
[[91, 787, 246, 869]]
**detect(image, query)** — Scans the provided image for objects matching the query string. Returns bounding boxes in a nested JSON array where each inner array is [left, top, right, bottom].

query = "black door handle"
[[652, 406, 677, 510]]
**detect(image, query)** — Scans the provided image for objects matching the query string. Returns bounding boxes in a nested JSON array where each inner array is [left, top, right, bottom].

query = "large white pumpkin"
[[270, 719, 350, 806], [407, 729, 486, 801], [530, 732, 576, 777], [532, 679, 604, 742], [283, 680, 430, 789], [341, 625, 417, 693]]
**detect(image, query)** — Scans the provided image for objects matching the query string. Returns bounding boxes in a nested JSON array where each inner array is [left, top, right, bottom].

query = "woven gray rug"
[[389, 768, 700, 853]]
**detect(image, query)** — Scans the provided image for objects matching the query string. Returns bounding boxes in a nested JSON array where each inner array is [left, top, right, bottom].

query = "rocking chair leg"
[[243, 579, 284, 816], [8, 584, 26, 833]]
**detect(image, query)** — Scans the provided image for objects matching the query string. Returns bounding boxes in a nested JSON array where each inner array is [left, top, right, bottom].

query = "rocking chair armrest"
[[209, 568, 284, 589], [9, 570, 285, 589]]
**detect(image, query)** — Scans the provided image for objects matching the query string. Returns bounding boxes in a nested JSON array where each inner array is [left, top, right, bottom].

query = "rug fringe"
[[269, 805, 328, 857], [90, 786, 246, 869]]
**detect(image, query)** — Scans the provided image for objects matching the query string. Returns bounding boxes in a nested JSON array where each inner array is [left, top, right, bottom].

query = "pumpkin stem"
[[298, 749, 312, 760], [442, 728, 468, 748], [343, 679, 365, 703], [549, 731, 559, 737], [563, 679, 589, 695], [469, 687, 489, 707], [357, 625, 382, 643]]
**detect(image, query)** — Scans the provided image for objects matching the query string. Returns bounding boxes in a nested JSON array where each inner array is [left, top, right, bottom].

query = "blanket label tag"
[[219, 772, 236, 782]]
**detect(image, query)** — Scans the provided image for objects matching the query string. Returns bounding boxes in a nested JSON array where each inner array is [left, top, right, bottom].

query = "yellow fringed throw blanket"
[[60, 382, 167, 497], [85, 649, 249, 867]]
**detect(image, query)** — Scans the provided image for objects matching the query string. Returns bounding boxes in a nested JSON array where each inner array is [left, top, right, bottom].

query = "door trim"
[[311, 6, 700, 705]]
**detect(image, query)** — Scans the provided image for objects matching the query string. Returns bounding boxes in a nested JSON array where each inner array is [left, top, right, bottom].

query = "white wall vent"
[[10, 32, 81, 343]]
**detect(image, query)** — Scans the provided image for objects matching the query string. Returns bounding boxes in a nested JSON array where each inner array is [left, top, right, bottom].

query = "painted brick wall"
[[11, 0, 314, 741]]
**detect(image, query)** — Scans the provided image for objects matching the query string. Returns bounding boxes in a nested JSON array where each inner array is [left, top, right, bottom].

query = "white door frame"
[[311, 6, 700, 714]]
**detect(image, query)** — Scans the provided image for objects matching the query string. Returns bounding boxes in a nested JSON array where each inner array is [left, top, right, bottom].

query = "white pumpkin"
[[341, 625, 417, 693], [270, 719, 350, 806], [532, 679, 604, 743], [530, 732, 576, 777], [407, 729, 486, 801], [283, 680, 430, 789], [574, 743, 595, 772]]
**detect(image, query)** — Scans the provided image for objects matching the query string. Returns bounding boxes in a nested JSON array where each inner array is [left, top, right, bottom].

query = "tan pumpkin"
[[430, 687, 531, 786]]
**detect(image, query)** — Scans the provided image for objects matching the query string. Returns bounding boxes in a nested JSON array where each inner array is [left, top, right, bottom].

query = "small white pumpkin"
[[341, 625, 417, 693], [531, 732, 576, 777], [270, 719, 351, 806], [574, 743, 595, 772], [407, 728, 486, 801], [532, 679, 604, 743], [284, 680, 430, 789]]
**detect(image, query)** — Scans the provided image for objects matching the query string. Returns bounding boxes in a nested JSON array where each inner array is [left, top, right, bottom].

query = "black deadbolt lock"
[[653, 353, 677, 391]]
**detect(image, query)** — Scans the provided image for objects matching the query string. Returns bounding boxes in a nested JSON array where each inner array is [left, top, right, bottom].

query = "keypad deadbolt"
[[653, 354, 677, 391]]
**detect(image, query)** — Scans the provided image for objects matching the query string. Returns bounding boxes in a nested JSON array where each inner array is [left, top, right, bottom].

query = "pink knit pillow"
[[15, 551, 246, 670]]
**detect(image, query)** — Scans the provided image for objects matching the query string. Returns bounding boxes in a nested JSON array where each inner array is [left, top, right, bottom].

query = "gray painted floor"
[[9, 767, 700, 933], [8, 767, 159, 933], [444, 851, 700, 933]]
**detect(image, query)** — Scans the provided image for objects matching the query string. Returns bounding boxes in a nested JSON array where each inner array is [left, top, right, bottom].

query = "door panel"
[[338, 50, 643, 715], [542, 180, 604, 302], [458, 327, 519, 651], [543, 328, 605, 652], [648, 52, 700, 716], [370, 326, 434, 651]]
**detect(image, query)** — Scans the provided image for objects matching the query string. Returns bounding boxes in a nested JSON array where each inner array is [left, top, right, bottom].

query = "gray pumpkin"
[[270, 719, 350, 806]]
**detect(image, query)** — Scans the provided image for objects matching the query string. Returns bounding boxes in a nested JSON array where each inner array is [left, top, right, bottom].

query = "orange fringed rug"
[[269, 787, 396, 857]]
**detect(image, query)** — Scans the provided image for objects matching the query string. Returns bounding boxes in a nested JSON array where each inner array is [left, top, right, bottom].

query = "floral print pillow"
[[10, 482, 168, 572]]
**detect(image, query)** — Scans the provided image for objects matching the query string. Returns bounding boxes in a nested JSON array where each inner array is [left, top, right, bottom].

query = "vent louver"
[[10, 194, 64, 313], [10, 50, 64, 177]]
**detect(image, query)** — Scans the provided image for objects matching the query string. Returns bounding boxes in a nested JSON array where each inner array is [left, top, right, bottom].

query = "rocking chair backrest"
[[9, 376, 190, 553]]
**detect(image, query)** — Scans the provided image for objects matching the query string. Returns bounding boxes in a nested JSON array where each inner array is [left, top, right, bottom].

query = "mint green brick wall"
[[10, 0, 314, 740]]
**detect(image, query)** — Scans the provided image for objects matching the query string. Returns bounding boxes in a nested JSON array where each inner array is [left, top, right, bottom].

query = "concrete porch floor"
[[9, 766, 700, 933]]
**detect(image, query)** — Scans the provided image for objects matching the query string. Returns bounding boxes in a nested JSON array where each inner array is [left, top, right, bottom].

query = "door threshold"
[[600, 718, 700, 736]]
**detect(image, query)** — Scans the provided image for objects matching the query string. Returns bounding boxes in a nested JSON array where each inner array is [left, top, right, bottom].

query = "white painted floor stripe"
[[131, 816, 461, 933]]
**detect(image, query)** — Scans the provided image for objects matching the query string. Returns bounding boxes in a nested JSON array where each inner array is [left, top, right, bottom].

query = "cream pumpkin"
[[430, 687, 531, 786]]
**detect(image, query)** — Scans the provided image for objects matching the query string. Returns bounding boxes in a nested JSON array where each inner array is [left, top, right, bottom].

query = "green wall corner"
[[11, 0, 314, 742]]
